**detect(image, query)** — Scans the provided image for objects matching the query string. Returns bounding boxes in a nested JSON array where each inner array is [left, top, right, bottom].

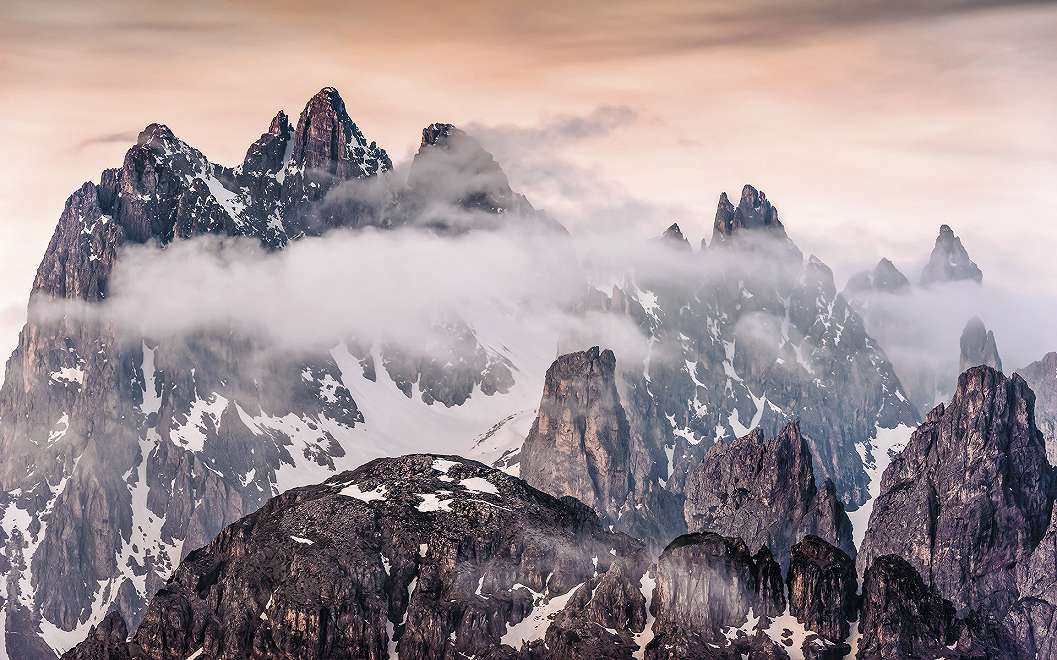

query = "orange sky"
[[1, 0, 1055, 359]]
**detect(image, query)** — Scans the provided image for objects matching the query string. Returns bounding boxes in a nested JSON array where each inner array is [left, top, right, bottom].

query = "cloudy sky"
[[2, 0, 1055, 362]]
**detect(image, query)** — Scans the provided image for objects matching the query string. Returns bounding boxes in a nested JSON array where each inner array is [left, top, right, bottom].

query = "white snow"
[[169, 392, 229, 452], [501, 581, 584, 649], [762, 608, 813, 660], [48, 413, 70, 445], [49, 367, 84, 385], [140, 343, 162, 415], [632, 570, 657, 659], [337, 483, 388, 502], [432, 458, 460, 474], [203, 174, 248, 226], [458, 476, 498, 496], [849, 424, 914, 549], [290, 535, 314, 545], [416, 492, 453, 512]]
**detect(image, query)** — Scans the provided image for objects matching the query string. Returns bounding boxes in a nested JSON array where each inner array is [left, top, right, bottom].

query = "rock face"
[[520, 347, 683, 544], [62, 454, 654, 660], [712, 185, 789, 246], [858, 366, 1054, 615], [920, 224, 983, 286], [682, 422, 855, 569], [1018, 351, 1057, 463], [856, 555, 1018, 660], [858, 366, 1057, 655], [646, 532, 786, 659], [786, 536, 856, 652], [959, 316, 1002, 373]]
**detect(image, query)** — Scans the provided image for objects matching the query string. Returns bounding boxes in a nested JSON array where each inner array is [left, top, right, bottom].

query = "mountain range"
[[0, 87, 1053, 659]]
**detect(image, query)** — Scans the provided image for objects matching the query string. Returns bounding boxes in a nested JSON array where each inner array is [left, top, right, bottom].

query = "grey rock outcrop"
[[520, 347, 684, 544], [646, 532, 787, 659], [958, 316, 1002, 373], [920, 224, 983, 286], [856, 555, 1019, 660], [858, 366, 1054, 617], [683, 422, 855, 570], [1018, 351, 1057, 463], [844, 258, 911, 300], [786, 536, 856, 655]]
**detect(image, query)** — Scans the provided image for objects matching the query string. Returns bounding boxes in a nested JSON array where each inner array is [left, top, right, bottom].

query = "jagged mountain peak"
[[858, 364, 1053, 617], [920, 223, 982, 286], [290, 86, 389, 173], [711, 183, 794, 254], [135, 122, 180, 150], [420, 121, 460, 148], [959, 316, 1002, 373], [659, 222, 691, 250], [267, 110, 291, 136]]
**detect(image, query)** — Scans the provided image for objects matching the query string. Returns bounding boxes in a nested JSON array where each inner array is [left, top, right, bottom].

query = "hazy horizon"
[[2, 0, 1056, 368]]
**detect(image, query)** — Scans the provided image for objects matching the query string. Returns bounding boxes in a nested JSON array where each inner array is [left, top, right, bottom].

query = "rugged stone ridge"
[[858, 366, 1053, 614], [392, 122, 561, 233], [712, 184, 791, 248], [592, 187, 919, 515], [682, 422, 855, 570], [64, 454, 653, 660], [660, 222, 691, 251], [646, 532, 786, 659], [0, 86, 549, 658], [1018, 351, 1057, 463], [858, 366, 1056, 654], [958, 316, 1002, 373], [519, 347, 684, 544], [920, 224, 983, 286]]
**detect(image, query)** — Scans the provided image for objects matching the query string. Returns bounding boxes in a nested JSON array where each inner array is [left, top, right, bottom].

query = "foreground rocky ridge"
[[65, 447, 1048, 659]]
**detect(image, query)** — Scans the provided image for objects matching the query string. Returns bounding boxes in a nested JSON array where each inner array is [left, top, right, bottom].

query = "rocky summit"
[[682, 422, 855, 571], [958, 316, 1002, 373], [0, 86, 553, 658], [859, 365, 1057, 654], [920, 224, 983, 286]]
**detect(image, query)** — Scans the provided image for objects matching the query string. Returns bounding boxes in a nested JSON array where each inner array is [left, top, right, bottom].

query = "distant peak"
[[960, 316, 1002, 373], [920, 224, 982, 286], [421, 122, 461, 148], [136, 123, 179, 148], [711, 183, 789, 246], [660, 222, 691, 251]]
